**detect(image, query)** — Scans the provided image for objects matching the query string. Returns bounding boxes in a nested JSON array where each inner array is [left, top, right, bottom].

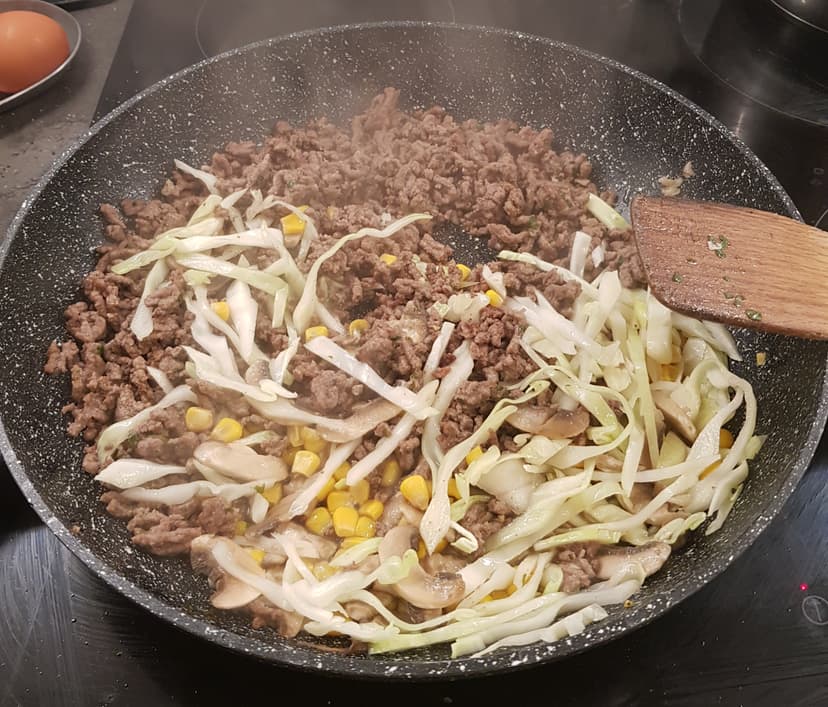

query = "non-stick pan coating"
[[1, 23, 826, 679]]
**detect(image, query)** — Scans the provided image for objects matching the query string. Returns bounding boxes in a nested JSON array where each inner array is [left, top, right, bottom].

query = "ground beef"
[[555, 542, 601, 593], [46, 88, 647, 640]]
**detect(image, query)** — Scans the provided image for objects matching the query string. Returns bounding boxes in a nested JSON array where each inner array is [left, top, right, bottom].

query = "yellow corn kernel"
[[359, 499, 384, 521], [465, 446, 484, 466], [348, 319, 369, 336], [379, 253, 398, 266], [355, 515, 376, 538], [312, 562, 338, 581], [246, 548, 265, 565], [400, 474, 430, 511], [417, 539, 427, 560], [292, 450, 321, 477], [338, 536, 369, 551], [661, 363, 680, 381], [456, 263, 471, 281], [211, 300, 230, 321], [333, 506, 359, 538], [234, 520, 248, 536], [315, 477, 336, 502], [447, 478, 461, 499], [300, 426, 327, 454], [326, 490, 352, 513], [287, 426, 302, 447], [719, 428, 734, 449], [334, 462, 351, 481], [280, 205, 309, 236], [490, 589, 509, 600], [700, 462, 719, 480], [305, 507, 332, 535], [349, 479, 371, 505], [756, 351, 767, 367], [435, 538, 448, 554], [211, 417, 243, 443], [304, 325, 328, 342], [185, 406, 213, 432], [485, 289, 503, 307], [381, 459, 402, 487], [479, 594, 494, 603], [283, 448, 298, 466], [506, 583, 518, 596], [261, 484, 283, 504]]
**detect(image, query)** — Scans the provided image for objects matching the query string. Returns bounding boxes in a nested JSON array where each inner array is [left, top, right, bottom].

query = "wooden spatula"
[[630, 196, 828, 340]]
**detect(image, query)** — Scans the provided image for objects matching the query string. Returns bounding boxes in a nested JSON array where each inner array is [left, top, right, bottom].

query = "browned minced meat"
[[45, 88, 645, 636], [555, 542, 602, 593]]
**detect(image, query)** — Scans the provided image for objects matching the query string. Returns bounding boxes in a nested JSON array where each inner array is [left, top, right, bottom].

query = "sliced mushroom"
[[648, 504, 688, 527], [191, 534, 263, 609], [194, 441, 287, 483], [593, 541, 671, 580], [652, 390, 697, 444], [276, 522, 338, 560], [244, 359, 270, 385], [508, 406, 590, 439], [475, 458, 540, 514], [377, 526, 465, 609], [377, 493, 423, 535]]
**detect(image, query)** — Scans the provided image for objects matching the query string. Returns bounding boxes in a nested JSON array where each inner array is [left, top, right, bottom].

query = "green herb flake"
[[707, 235, 729, 258], [746, 309, 762, 321], [671, 272, 683, 283]]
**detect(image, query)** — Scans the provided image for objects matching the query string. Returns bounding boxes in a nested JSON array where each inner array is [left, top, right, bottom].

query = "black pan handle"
[[46, 0, 114, 9]]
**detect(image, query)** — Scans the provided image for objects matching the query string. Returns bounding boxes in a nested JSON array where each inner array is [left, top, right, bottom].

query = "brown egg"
[[0, 10, 70, 94]]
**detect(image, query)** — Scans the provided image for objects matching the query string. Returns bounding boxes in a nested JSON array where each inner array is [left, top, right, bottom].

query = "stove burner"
[[679, 0, 828, 126]]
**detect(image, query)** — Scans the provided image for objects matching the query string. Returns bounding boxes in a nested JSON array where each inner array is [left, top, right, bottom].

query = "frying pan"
[[0, 23, 826, 680]]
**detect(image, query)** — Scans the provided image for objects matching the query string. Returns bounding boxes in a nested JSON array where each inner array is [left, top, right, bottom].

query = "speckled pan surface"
[[1, 23, 826, 679]]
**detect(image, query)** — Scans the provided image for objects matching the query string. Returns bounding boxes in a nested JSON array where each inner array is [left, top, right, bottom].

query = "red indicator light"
[[800, 583, 809, 592]]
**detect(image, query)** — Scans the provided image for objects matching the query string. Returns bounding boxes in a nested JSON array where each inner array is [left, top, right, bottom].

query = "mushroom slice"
[[191, 534, 263, 609], [652, 390, 697, 444], [194, 440, 287, 483], [508, 406, 590, 439], [593, 541, 671, 580], [377, 526, 465, 610]]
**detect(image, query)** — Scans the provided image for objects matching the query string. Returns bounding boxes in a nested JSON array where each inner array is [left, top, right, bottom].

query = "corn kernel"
[[305, 507, 332, 535], [491, 589, 509, 600], [465, 446, 484, 466], [234, 520, 248, 536], [417, 539, 427, 560], [456, 263, 471, 281], [261, 484, 283, 504], [381, 459, 402, 487], [355, 515, 376, 538], [287, 426, 302, 447], [246, 548, 265, 565], [315, 477, 336, 502], [334, 462, 351, 481], [300, 426, 327, 454], [185, 406, 213, 432], [333, 506, 359, 538], [312, 562, 338, 581], [447, 478, 461, 499], [283, 448, 298, 466], [304, 325, 328, 342], [379, 253, 397, 266], [479, 594, 494, 603], [349, 479, 371, 505], [280, 205, 309, 236], [400, 474, 430, 511], [211, 300, 230, 321], [359, 499, 384, 521], [339, 536, 369, 551], [435, 538, 447, 554], [506, 583, 518, 596], [211, 417, 243, 443], [292, 450, 321, 477], [485, 289, 503, 307], [348, 319, 369, 336], [326, 490, 352, 513], [700, 462, 719, 480], [719, 428, 734, 449], [756, 351, 767, 367]]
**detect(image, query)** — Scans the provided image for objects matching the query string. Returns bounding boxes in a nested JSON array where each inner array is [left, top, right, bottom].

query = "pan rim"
[[1, 20, 826, 680]]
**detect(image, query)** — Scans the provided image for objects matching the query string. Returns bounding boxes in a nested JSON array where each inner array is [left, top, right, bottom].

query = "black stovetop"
[[2, 1, 827, 705]]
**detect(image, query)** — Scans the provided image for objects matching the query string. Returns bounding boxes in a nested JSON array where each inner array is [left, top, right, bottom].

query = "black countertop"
[[1, 1, 827, 705]]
